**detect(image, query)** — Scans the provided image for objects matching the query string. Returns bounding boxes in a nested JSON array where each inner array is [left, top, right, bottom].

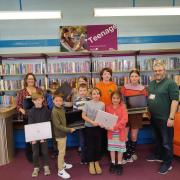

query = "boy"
[[73, 83, 91, 164], [28, 92, 51, 177], [52, 92, 75, 179]]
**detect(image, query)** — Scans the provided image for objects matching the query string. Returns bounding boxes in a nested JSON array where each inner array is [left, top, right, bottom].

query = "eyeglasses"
[[27, 78, 35, 80]]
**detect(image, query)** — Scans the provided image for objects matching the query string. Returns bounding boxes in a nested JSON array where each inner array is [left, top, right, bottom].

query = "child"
[[73, 83, 91, 164], [28, 92, 51, 177], [82, 87, 105, 175], [105, 90, 128, 175], [51, 92, 75, 179], [121, 69, 147, 163], [45, 82, 59, 110]]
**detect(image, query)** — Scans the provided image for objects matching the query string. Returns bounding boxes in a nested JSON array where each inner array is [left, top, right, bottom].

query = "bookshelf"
[[137, 50, 180, 86], [0, 49, 179, 99], [91, 51, 136, 87]]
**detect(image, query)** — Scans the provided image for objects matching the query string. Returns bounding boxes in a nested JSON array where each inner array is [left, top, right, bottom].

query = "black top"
[[28, 106, 51, 124]]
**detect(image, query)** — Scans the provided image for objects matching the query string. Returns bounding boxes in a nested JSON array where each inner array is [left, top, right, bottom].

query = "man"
[[147, 61, 179, 174]]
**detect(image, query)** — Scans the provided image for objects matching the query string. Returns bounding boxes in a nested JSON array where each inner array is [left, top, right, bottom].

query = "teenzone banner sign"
[[59, 24, 117, 52]]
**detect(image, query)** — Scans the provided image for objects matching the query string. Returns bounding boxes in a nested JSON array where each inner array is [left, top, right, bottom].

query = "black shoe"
[[109, 163, 116, 174], [116, 164, 123, 176], [159, 163, 172, 175], [146, 154, 163, 162]]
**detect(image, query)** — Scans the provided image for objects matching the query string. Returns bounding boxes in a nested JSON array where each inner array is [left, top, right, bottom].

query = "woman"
[[16, 73, 44, 162], [96, 67, 117, 155], [121, 69, 147, 163]]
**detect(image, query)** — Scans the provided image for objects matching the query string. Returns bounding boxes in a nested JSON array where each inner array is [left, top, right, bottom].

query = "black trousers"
[[32, 141, 49, 167], [85, 126, 102, 162], [151, 118, 174, 166]]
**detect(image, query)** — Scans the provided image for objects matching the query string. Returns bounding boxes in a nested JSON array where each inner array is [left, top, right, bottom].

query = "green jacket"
[[52, 106, 71, 138]]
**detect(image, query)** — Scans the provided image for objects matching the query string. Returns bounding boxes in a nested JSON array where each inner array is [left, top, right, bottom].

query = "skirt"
[[107, 131, 126, 153]]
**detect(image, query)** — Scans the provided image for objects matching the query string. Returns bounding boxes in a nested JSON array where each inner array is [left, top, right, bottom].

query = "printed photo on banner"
[[59, 26, 88, 52], [59, 24, 117, 52]]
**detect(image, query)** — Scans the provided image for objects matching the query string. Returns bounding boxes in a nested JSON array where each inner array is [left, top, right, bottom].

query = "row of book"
[[0, 95, 15, 106], [0, 63, 46, 75], [47, 61, 90, 74], [0, 79, 45, 91], [92, 58, 135, 72], [1, 57, 179, 75], [137, 56, 180, 71]]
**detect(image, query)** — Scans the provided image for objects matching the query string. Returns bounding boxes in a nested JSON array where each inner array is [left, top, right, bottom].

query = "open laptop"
[[24, 121, 52, 142], [95, 110, 118, 129], [125, 95, 148, 114], [65, 110, 85, 129]]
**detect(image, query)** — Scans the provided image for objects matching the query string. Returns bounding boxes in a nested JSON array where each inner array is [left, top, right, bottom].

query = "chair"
[[173, 112, 180, 156]]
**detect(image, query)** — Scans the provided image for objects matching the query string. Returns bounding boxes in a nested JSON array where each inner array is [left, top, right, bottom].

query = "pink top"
[[106, 103, 128, 141]]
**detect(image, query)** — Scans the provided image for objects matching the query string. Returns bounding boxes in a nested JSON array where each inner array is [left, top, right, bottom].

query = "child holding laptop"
[[121, 69, 147, 163], [82, 87, 105, 175], [105, 90, 128, 175], [52, 92, 75, 179], [28, 92, 51, 177], [73, 83, 91, 164]]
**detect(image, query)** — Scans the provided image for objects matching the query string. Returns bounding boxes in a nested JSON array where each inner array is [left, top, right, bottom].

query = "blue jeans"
[[151, 118, 174, 166]]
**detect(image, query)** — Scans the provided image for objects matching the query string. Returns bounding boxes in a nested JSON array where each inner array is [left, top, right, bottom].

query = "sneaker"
[[44, 166, 51, 176], [159, 163, 172, 174], [32, 167, 40, 177], [58, 169, 71, 179], [64, 162, 73, 169], [146, 154, 163, 162]]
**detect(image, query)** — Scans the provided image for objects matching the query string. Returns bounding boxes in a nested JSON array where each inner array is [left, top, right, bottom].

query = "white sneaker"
[[64, 162, 73, 169], [58, 169, 71, 179]]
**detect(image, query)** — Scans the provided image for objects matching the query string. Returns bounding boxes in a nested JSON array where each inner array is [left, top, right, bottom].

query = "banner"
[[59, 24, 117, 52]]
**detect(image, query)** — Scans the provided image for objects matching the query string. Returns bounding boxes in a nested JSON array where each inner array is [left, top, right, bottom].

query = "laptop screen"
[[125, 95, 147, 109], [65, 110, 84, 125]]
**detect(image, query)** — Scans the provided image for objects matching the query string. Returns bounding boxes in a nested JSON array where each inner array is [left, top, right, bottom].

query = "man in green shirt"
[[147, 61, 179, 175]]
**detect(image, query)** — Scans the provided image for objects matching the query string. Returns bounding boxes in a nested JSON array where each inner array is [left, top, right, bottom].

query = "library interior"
[[0, 0, 180, 180]]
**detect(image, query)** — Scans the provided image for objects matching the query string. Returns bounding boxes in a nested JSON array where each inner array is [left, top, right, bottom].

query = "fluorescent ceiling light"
[[94, 7, 180, 16], [0, 11, 62, 20]]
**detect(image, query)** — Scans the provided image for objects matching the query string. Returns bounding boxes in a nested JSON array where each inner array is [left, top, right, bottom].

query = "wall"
[[0, 0, 180, 53]]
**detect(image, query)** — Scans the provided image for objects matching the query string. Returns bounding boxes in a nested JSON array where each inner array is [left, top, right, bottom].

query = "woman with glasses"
[[16, 73, 44, 162]]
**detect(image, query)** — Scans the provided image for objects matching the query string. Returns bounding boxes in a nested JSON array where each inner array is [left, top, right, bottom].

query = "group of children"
[[28, 79, 130, 179], [27, 66, 149, 179]]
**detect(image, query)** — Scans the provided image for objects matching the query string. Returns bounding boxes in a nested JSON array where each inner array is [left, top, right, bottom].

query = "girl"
[[82, 87, 105, 175], [106, 90, 128, 175], [121, 69, 147, 163], [96, 67, 117, 155]]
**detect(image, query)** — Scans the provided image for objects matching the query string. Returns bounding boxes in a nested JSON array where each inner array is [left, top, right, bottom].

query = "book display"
[[0, 49, 179, 95]]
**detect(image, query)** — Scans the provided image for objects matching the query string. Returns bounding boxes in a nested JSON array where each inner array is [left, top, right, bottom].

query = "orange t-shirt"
[[96, 81, 117, 105]]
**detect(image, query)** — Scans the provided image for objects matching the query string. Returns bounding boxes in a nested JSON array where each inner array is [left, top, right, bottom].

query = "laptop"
[[24, 121, 52, 142], [125, 95, 148, 114], [65, 110, 85, 129], [95, 110, 118, 129]]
